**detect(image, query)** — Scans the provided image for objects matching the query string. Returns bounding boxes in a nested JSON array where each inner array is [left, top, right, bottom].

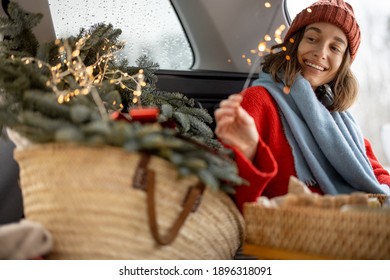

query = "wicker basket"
[[14, 143, 245, 259], [244, 202, 390, 259]]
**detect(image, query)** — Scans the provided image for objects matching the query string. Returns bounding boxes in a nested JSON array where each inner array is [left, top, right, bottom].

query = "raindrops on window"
[[48, 0, 193, 70]]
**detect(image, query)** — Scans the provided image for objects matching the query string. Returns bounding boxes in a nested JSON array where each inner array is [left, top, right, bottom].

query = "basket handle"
[[133, 153, 206, 245]]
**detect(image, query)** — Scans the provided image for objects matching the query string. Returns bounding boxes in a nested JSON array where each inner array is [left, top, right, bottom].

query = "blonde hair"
[[261, 28, 358, 111]]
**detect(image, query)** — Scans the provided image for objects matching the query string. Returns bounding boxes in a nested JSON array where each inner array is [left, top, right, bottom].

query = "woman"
[[214, 0, 390, 211]]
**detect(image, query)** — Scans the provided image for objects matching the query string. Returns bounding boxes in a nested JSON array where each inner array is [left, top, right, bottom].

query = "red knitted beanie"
[[284, 0, 361, 63]]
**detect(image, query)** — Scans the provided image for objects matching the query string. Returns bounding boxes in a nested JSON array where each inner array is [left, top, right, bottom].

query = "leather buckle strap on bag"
[[133, 153, 206, 245]]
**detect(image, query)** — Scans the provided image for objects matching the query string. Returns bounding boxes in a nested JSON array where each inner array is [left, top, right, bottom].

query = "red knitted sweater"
[[231, 86, 390, 211]]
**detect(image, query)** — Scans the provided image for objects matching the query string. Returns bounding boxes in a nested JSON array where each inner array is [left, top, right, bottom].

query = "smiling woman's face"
[[297, 22, 348, 90]]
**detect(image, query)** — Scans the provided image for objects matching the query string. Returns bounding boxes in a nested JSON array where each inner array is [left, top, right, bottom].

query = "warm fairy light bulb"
[[72, 50, 80, 57], [283, 86, 290, 94], [289, 38, 295, 44], [246, 58, 252, 65], [264, 34, 271, 41], [307, 8, 312, 13], [86, 66, 94, 75], [258, 42, 267, 52], [282, 46, 287, 51], [273, 24, 286, 45], [265, 2, 271, 8], [285, 55, 291, 60], [275, 38, 283, 44]]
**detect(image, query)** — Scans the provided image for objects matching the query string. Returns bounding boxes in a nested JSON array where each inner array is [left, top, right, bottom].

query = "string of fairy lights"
[[16, 36, 146, 120]]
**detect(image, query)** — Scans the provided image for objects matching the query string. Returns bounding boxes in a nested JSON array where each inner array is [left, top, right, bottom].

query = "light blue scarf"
[[252, 71, 390, 195]]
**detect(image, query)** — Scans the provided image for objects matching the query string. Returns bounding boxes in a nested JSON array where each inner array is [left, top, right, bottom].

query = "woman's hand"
[[214, 94, 259, 161]]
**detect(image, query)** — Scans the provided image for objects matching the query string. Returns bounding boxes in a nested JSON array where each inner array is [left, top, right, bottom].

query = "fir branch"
[[96, 86, 122, 112], [159, 104, 173, 120], [202, 137, 225, 151], [23, 90, 72, 120], [173, 111, 191, 133], [149, 90, 195, 107], [0, 59, 31, 96], [11, 124, 54, 143], [0, 2, 42, 56], [137, 90, 215, 145], [76, 23, 124, 66], [0, 58, 50, 98], [36, 41, 61, 65], [135, 55, 159, 86], [176, 106, 213, 124], [0, 108, 18, 128], [187, 114, 214, 138], [19, 111, 72, 133]]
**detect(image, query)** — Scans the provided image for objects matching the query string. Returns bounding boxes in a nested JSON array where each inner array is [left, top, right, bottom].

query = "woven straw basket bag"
[[244, 202, 390, 259], [14, 143, 245, 259]]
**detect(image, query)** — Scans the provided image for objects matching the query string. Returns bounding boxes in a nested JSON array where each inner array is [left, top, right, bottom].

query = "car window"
[[48, 0, 193, 70]]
